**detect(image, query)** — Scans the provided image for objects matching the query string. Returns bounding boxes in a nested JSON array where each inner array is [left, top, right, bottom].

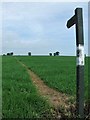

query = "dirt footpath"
[[16, 58, 75, 118]]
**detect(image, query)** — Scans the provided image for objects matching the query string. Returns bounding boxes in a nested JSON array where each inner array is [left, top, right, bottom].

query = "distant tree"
[[11, 52, 13, 56], [28, 52, 31, 56], [49, 53, 52, 56], [84, 54, 86, 58], [7, 53, 10, 56], [3, 54, 6, 56], [54, 53, 56, 56], [85, 54, 86, 64], [55, 51, 59, 56]]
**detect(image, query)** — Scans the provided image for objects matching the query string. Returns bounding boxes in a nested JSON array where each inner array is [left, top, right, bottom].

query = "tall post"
[[75, 8, 84, 118], [67, 8, 84, 118]]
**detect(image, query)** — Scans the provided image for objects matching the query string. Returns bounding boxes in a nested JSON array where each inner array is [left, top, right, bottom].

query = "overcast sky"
[[2, 2, 88, 55]]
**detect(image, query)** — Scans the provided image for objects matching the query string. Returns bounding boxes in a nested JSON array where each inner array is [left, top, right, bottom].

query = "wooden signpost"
[[67, 8, 84, 118]]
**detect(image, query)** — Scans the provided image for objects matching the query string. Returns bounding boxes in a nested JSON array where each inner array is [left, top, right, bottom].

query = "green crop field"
[[17, 56, 88, 100], [2, 56, 52, 118], [2, 56, 89, 118], [0, 56, 2, 118]]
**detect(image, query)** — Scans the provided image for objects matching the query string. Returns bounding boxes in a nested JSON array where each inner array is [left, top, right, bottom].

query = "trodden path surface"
[[15, 58, 75, 115]]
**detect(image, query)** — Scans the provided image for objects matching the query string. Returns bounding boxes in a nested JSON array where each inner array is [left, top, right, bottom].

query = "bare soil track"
[[15, 58, 76, 118]]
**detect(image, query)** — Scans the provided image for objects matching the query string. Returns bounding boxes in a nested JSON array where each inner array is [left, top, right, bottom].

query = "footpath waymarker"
[[67, 8, 84, 118]]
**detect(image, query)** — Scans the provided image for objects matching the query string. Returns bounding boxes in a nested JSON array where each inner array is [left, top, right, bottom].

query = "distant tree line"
[[28, 51, 60, 56], [49, 51, 60, 56], [3, 52, 13, 56], [2, 51, 60, 56], [7, 52, 13, 56]]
